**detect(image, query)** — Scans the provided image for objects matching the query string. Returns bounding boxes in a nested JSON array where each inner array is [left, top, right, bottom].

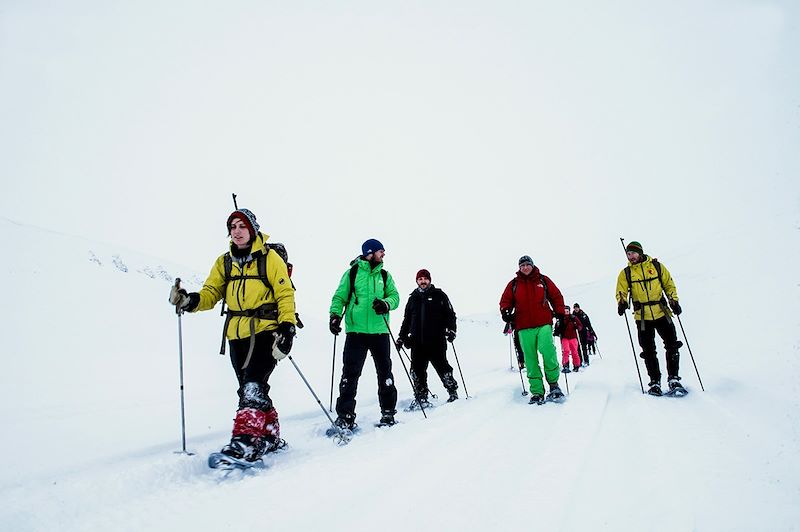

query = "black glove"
[[273, 322, 296, 359], [372, 298, 390, 315], [395, 337, 404, 350], [503, 322, 513, 335], [329, 314, 342, 335], [669, 300, 682, 316], [446, 329, 456, 342], [501, 309, 514, 323], [617, 301, 629, 316]]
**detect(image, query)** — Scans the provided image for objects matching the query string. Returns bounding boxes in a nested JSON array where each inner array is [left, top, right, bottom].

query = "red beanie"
[[416, 269, 431, 280], [227, 209, 259, 242]]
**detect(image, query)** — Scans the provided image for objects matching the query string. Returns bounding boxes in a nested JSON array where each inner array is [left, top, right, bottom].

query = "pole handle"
[[174, 278, 182, 315], [232, 193, 238, 210]]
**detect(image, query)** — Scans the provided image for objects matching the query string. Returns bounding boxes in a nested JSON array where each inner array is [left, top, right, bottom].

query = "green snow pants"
[[518, 324, 560, 396]]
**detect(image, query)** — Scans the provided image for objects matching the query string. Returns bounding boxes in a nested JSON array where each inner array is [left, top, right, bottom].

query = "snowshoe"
[[528, 394, 545, 405], [208, 452, 265, 470], [561, 366, 571, 374], [325, 419, 359, 445], [546, 386, 566, 404], [208, 435, 268, 470], [404, 397, 433, 412], [446, 390, 459, 403], [664, 378, 689, 397]]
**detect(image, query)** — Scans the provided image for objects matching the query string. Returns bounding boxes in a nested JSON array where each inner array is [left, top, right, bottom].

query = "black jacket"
[[574, 310, 593, 338], [398, 285, 457, 345]]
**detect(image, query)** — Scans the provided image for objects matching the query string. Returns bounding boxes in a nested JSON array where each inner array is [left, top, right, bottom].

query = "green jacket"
[[329, 259, 399, 334]]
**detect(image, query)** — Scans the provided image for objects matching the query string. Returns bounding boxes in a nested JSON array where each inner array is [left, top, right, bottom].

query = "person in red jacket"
[[554, 305, 583, 373], [500, 256, 567, 404]]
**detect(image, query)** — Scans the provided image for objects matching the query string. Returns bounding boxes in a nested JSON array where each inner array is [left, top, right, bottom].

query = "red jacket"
[[499, 267, 565, 330], [555, 314, 583, 340]]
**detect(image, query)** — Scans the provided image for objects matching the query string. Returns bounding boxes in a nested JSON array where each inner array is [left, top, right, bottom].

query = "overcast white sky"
[[2, 0, 798, 315]]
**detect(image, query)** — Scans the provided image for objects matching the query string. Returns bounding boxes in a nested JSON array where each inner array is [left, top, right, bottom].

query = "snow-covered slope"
[[0, 215, 798, 532]]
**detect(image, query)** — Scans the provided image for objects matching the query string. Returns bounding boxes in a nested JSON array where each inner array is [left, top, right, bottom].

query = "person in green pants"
[[500, 256, 567, 404]]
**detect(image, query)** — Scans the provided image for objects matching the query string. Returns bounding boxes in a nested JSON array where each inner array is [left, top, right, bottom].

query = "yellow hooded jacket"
[[615, 255, 678, 322], [193, 232, 296, 339]]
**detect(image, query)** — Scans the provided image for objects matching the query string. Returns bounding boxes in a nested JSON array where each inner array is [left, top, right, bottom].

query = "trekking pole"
[[675, 315, 705, 391], [595, 339, 603, 359], [558, 341, 571, 395], [173, 278, 194, 456], [518, 367, 528, 396], [507, 330, 514, 370], [329, 335, 337, 412], [448, 340, 471, 399], [383, 316, 428, 419], [287, 355, 352, 445], [623, 311, 646, 394], [619, 238, 646, 394]]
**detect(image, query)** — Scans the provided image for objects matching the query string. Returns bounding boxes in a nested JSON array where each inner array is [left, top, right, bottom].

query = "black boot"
[[221, 434, 266, 462], [377, 411, 396, 427], [647, 380, 663, 396]]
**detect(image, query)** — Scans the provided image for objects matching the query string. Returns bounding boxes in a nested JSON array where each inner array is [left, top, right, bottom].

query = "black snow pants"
[[636, 316, 682, 383], [336, 333, 398, 420], [410, 339, 456, 394]]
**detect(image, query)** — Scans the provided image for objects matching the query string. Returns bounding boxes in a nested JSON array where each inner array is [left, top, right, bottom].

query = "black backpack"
[[222, 243, 293, 296], [623, 257, 666, 306]]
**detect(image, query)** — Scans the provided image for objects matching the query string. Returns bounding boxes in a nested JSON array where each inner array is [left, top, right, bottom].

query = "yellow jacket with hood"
[[615, 255, 679, 321], [192, 232, 296, 339]]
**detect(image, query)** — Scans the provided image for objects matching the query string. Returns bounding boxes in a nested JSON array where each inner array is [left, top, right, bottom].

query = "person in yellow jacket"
[[169, 208, 297, 463], [616, 241, 685, 396]]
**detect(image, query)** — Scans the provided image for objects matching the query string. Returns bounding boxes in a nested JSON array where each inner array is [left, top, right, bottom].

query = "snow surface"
[[1, 215, 798, 532]]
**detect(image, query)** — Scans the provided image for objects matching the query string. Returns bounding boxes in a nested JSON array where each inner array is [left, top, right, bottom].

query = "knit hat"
[[361, 238, 384, 256], [518, 255, 534, 267], [416, 269, 431, 281], [573, 303, 581, 309], [227, 208, 260, 242], [625, 241, 644, 255]]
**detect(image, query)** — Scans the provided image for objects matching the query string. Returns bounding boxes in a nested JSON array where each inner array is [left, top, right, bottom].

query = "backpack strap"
[[510, 274, 550, 313], [624, 265, 633, 304], [345, 263, 388, 309], [346, 263, 360, 307]]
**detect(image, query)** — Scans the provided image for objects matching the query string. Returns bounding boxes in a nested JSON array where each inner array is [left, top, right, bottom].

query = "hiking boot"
[[264, 437, 288, 454], [573, 365, 581, 372], [647, 380, 663, 396], [528, 394, 545, 405], [446, 390, 459, 403], [408, 397, 432, 410], [561, 366, 571, 374], [377, 412, 396, 427], [334, 415, 357, 431], [546, 386, 565, 402], [221, 435, 265, 462], [668, 377, 685, 392]]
